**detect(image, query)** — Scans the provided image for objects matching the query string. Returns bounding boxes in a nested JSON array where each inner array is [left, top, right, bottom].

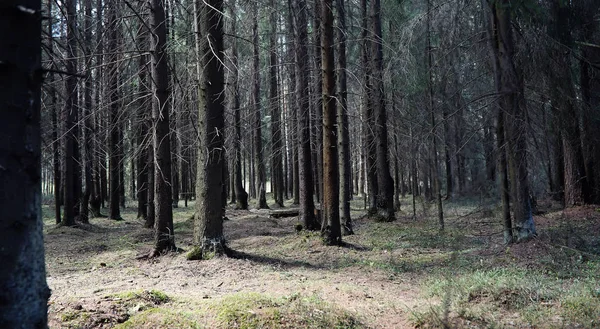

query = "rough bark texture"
[[294, 0, 319, 230], [371, 0, 395, 222], [190, 0, 227, 259], [320, 0, 341, 245], [0, 1, 51, 325], [151, 0, 175, 255], [337, 0, 353, 235]]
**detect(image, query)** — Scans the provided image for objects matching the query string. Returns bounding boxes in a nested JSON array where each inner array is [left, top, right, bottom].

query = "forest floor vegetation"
[[43, 196, 600, 328]]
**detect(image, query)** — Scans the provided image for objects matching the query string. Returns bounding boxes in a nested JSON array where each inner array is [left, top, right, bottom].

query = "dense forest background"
[[3, 0, 600, 327], [40, 0, 600, 244]]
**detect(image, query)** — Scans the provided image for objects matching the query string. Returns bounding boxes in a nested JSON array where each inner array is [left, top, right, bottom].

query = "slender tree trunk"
[[61, 0, 79, 226], [336, 0, 352, 235], [107, 0, 122, 220], [48, 0, 61, 224], [252, 4, 268, 209], [313, 0, 324, 207], [80, 0, 94, 223], [150, 0, 175, 255], [136, 22, 150, 220], [294, 0, 319, 230], [426, 0, 443, 229], [361, 0, 377, 214], [270, 0, 284, 207], [230, 0, 248, 210], [0, 0, 51, 322], [371, 0, 395, 221]]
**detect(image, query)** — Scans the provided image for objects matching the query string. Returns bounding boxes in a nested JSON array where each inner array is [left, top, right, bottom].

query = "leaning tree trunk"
[[337, 0, 353, 235], [0, 0, 51, 324], [189, 0, 228, 259], [150, 0, 175, 256], [294, 0, 319, 230]]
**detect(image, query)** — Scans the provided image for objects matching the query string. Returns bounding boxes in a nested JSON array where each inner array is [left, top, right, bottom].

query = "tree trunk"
[[107, 0, 122, 220], [230, 0, 248, 210], [252, 4, 268, 209], [48, 0, 61, 224], [80, 0, 94, 223], [189, 0, 227, 259], [0, 0, 51, 323], [336, 0, 352, 235], [371, 0, 395, 222], [321, 0, 341, 246], [136, 22, 150, 220], [62, 0, 79, 226], [150, 0, 175, 255], [270, 0, 284, 207], [293, 0, 319, 230], [489, 0, 535, 240]]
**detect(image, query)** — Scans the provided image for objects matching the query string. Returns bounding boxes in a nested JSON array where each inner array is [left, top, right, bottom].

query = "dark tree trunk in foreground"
[[107, 0, 122, 221], [150, 0, 175, 255], [490, 0, 535, 240], [371, 0, 395, 221], [0, 0, 51, 324], [230, 0, 248, 210], [252, 4, 268, 209], [321, 0, 341, 245], [294, 0, 319, 230], [189, 0, 227, 259], [337, 0, 353, 235]]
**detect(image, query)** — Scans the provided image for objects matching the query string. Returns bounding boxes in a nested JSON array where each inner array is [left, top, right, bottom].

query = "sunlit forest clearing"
[[44, 196, 600, 328]]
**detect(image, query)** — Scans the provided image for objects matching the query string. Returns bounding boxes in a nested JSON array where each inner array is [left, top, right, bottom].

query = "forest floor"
[[43, 196, 600, 329]]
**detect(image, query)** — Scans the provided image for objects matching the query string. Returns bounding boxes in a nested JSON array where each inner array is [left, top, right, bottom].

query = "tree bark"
[[150, 0, 175, 255], [294, 0, 319, 230], [371, 0, 395, 222], [337, 0, 352, 235], [0, 0, 51, 324], [189, 0, 228, 259], [362, 0, 377, 215], [107, 0, 122, 220], [321, 0, 341, 246], [270, 0, 284, 207], [252, 4, 268, 209]]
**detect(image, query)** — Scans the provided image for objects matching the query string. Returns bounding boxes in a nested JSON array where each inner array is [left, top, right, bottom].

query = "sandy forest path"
[[45, 204, 425, 328]]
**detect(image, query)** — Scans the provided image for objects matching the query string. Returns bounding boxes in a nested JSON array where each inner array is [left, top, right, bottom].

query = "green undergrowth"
[[114, 292, 362, 329], [411, 262, 600, 328]]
